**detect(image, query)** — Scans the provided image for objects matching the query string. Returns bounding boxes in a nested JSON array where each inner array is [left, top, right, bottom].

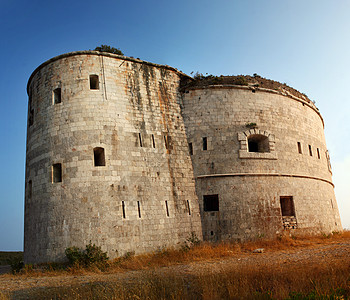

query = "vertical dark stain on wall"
[[141, 64, 155, 110]]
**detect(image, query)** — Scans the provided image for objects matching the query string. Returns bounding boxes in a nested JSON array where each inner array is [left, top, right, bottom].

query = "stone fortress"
[[24, 51, 342, 263]]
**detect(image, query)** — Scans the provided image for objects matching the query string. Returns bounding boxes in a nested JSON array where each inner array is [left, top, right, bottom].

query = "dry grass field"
[[0, 231, 349, 299]]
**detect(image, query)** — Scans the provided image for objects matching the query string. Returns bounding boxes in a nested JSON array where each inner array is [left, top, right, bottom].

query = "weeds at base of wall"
[[9, 230, 350, 275], [8, 260, 350, 300], [65, 242, 108, 270]]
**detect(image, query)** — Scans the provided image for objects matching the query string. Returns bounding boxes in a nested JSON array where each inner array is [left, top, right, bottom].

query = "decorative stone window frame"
[[238, 129, 277, 159]]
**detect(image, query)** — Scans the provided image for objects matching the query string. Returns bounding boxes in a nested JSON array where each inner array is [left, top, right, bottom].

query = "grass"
[[2, 231, 350, 299]]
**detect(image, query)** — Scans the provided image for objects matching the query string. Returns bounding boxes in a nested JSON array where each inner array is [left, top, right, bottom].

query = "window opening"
[[330, 199, 334, 209], [317, 148, 320, 159], [138, 133, 143, 147], [210, 231, 214, 236], [151, 134, 155, 148], [53, 88, 61, 104], [165, 200, 169, 217], [297, 142, 302, 154], [308, 145, 312, 156], [94, 147, 105, 166], [89, 75, 99, 90], [164, 134, 171, 150], [122, 201, 126, 218], [189, 143, 193, 155], [280, 196, 295, 217], [202, 137, 207, 151], [187, 200, 191, 215], [28, 180, 32, 200], [248, 134, 269, 152], [203, 194, 219, 211], [137, 201, 141, 218], [52, 163, 62, 183]]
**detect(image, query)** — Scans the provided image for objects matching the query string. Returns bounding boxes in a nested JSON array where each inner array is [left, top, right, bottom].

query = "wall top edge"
[[27, 50, 193, 94], [183, 84, 324, 127]]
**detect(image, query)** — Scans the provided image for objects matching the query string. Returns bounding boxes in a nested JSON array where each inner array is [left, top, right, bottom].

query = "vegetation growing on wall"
[[94, 45, 124, 55], [185, 73, 312, 103]]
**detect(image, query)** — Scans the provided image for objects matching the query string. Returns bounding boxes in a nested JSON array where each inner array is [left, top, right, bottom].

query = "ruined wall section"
[[25, 52, 202, 263], [181, 86, 342, 241]]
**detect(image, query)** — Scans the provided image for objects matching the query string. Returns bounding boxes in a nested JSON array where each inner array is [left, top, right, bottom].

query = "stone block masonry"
[[24, 51, 342, 263]]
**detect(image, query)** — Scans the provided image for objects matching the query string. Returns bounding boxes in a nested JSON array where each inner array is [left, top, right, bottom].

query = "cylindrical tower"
[[24, 51, 202, 263], [181, 76, 342, 241]]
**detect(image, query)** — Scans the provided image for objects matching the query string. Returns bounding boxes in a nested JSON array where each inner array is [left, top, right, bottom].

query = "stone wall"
[[181, 85, 342, 241], [24, 52, 202, 263], [24, 51, 343, 263]]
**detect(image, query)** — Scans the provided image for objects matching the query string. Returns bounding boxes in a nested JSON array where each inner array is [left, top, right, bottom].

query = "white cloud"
[[332, 155, 350, 230]]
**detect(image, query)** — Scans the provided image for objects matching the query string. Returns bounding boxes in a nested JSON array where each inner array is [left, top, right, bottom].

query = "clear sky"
[[0, 0, 349, 251]]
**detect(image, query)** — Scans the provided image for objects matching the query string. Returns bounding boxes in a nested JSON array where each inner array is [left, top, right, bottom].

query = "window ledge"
[[239, 150, 277, 160]]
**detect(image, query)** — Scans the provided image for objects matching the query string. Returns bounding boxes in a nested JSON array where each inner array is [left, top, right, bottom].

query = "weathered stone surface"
[[24, 51, 342, 264], [24, 52, 202, 263], [182, 82, 342, 242]]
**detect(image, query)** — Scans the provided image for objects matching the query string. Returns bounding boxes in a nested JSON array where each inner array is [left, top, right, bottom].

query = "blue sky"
[[0, 0, 349, 251]]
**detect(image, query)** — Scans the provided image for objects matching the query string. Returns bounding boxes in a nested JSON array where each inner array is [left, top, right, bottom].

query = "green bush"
[[233, 76, 248, 86], [65, 243, 108, 268], [9, 258, 24, 274], [94, 45, 123, 55], [84, 243, 108, 266], [65, 246, 84, 265]]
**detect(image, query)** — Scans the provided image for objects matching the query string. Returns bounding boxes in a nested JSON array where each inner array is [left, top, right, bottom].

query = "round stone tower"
[[24, 51, 202, 263], [181, 77, 342, 241]]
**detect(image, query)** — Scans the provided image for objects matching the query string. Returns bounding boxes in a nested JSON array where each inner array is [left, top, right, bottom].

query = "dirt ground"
[[0, 238, 349, 298]]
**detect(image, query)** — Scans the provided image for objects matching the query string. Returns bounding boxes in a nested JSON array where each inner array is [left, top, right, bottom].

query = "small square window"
[[203, 194, 219, 211], [203, 137, 207, 151], [52, 163, 62, 183], [53, 88, 61, 104], [94, 147, 105, 166], [280, 196, 295, 217], [90, 75, 99, 90]]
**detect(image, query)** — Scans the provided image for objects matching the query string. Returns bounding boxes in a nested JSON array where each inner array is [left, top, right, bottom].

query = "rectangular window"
[[203, 137, 207, 151], [297, 142, 302, 154], [165, 200, 169, 217], [89, 75, 99, 90], [317, 148, 320, 159], [151, 134, 155, 148], [138, 133, 143, 147], [93, 147, 105, 166], [122, 201, 126, 219], [189, 143, 193, 155], [137, 201, 141, 218], [52, 163, 62, 183], [309, 145, 312, 156], [203, 194, 219, 211], [280, 196, 295, 217], [53, 88, 61, 104]]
